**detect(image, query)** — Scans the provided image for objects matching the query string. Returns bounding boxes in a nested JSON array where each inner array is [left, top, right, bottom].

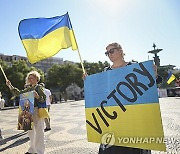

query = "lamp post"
[[148, 43, 162, 67]]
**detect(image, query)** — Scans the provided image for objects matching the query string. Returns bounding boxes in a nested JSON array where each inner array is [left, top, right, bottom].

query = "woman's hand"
[[34, 91, 40, 99], [6, 80, 11, 87], [82, 72, 88, 80], [6, 80, 13, 90]]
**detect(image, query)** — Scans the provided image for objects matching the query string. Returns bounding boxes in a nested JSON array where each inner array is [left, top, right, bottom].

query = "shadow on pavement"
[[0, 132, 29, 152]]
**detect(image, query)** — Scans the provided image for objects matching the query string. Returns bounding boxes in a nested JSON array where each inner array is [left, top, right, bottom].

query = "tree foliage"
[[46, 63, 83, 93], [0, 60, 9, 95], [0, 60, 44, 105], [77, 61, 110, 75]]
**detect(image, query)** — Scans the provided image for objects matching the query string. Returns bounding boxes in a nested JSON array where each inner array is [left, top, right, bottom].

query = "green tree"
[[7, 61, 31, 90], [175, 72, 180, 79], [0, 60, 45, 106], [46, 63, 83, 101], [77, 61, 110, 75], [0, 60, 9, 97], [46, 64, 60, 88]]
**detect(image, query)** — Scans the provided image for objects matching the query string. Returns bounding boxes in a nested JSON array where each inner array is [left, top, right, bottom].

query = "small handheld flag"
[[18, 12, 78, 64], [167, 72, 176, 84]]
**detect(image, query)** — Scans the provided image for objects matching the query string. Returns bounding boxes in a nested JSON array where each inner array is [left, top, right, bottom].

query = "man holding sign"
[[84, 43, 165, 154]]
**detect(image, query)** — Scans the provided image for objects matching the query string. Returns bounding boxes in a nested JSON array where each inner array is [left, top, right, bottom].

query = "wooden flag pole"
[[67, 12, 86, 74], [0, 64, 13, 90], [77, 49, 86, 74], [0, 64, 8, 81]]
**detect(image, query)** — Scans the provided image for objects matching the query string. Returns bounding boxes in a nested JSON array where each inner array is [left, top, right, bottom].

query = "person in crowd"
[[0, 129, 2, 140], [39, 83, 52, 131], [84, 42, 162, 154], [0, 92, 5, 110], [6, 70, 46, 154], [175, 77, 180, 87]]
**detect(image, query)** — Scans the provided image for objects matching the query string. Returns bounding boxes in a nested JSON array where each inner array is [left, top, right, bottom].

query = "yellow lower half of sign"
[[85, 103, 166, 151]]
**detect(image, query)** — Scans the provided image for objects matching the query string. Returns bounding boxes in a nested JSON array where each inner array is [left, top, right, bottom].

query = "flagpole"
[[77, 49, 86, 74], [67, 12, 86, 74], [0, 64, 14, 90], [0, 64, 8, 81]]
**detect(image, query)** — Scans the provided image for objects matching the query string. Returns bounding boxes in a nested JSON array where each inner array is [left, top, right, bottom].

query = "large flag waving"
[[18, 12, 78, 64]]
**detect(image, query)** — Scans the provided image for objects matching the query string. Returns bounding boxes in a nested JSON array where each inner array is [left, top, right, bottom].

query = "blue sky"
[[0, 0, 180, 68]]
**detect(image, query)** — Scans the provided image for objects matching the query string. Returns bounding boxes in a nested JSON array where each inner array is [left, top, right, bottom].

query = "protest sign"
[[18, 91, 34, 131], [84, 60, 166, 151]]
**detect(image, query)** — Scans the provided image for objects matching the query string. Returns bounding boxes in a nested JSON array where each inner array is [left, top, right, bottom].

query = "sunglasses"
[[105, 48, 118, 56]]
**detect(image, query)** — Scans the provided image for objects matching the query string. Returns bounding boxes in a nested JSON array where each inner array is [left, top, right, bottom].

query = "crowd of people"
[[1, 42, 168, 154]]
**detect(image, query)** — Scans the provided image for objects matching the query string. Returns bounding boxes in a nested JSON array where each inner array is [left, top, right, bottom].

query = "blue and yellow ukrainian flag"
[[167, 72, 176, 84], [18, 12, 78, 64], [84, 61, 166, 151]]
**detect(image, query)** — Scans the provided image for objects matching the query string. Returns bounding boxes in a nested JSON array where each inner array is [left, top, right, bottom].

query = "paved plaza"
[[0, 97, 180, 154]]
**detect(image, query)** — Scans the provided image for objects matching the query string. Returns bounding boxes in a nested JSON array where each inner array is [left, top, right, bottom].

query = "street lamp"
[[148, 43, 163, 67]]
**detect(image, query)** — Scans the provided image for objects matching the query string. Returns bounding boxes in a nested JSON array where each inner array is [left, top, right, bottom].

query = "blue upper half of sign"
[[84, 60, 159, 108]]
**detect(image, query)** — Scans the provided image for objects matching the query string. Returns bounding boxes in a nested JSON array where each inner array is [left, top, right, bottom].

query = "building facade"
[[0, 53, 64, 73]]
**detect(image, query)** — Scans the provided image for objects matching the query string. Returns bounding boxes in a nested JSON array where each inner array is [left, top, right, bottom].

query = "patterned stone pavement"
[[153, 97, 180, 154], [0, 100, 99, 154], [0, 98, 180, 154]]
